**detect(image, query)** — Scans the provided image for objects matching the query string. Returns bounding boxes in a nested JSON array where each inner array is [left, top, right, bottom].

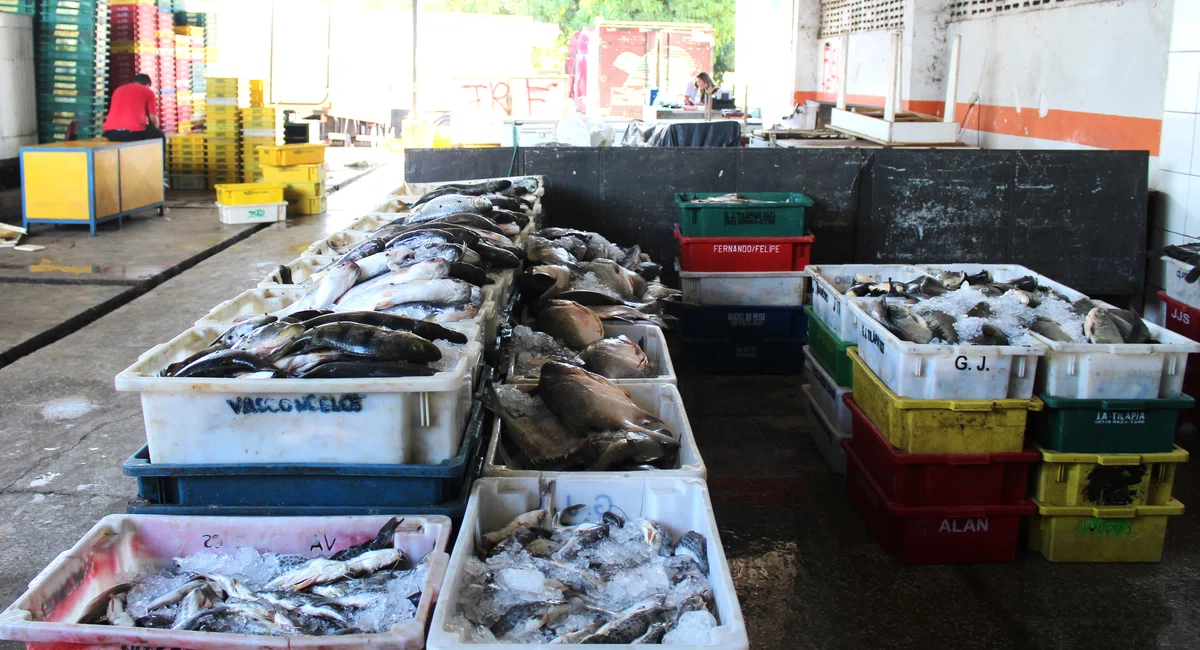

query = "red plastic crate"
[[1160, 291, 1200, 424], [674, 225, 814, 272], [844, 395, 1039, 506], [844, 441, 1033, 564]]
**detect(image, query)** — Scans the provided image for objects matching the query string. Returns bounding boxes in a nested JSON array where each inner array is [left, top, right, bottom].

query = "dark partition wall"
[[405, 147, 1148, 297]]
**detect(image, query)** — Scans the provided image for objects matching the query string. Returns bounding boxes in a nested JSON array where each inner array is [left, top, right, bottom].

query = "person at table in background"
[[683, 70, 702, 106], [695, 72, 725, 104], [103, 74, 163, 144]]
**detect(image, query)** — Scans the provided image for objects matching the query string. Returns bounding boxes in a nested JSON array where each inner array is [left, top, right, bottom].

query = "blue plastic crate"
[[124, 400, 486, 509], [681, 304, 808, 339], [681, 337, 807, 375]]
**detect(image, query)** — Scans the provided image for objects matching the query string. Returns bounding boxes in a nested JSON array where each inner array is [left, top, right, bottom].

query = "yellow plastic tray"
[[288, 195, 327, 216], [1030, 446, 1188, 508], [258, 144, 326, 166], [282, 181, 325, 199], [1029, 498, 1185, 562], [214, 183, 285, 206], [847, 348, 1043, 453], [263, 163, 327, 183]]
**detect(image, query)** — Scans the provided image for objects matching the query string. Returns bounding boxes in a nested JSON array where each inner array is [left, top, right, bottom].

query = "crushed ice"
[[511, 325, 583, 378], [431, 340, 466, 373]]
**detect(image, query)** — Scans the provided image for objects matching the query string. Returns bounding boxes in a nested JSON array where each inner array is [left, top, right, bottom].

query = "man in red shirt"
[[103, 74, 162, 143]]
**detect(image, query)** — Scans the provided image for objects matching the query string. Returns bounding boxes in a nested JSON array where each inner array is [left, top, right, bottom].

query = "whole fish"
[[489, 385, 583, 470], [382, 301, 479, 322], [412, 180, 511, 206], [335, 278, 475, 313], [301, 311, 467, 344], [1085, 307, 1124, 344], [353, 251, 392, 281], [969, 323, 1011, 346], [521, 265, 573, 303], [420, 212, 503, 234], [538, 362, 675, 442], [329, 517, 404, 562], [1030, 317, 1075, 342], [160, 343, 226, 377], [299, 360, 438, 378], [484, 480, 554, 546], [172, 349, 286, 378], [322, 238, 386, 272], [276, 262, 362, 318], [275, 351, 344, 374], [526, 236, 578, 268], [588, 305, 672, 330], [537, 300, 606, 349], [409, 195, 493, 221], [923, 310, 959, 344], [1108, 307, 1151, 344], [230, 321, 307, 359], [212, 315, 277, 347], [673, 531, 710, 575], [584, 259, 640, 300], [581, 335, 650, 378], [449, 262, 491, 286], [386, 229, 472, 251], [285, 323, 442, 363], [580, 603, 666, 644]]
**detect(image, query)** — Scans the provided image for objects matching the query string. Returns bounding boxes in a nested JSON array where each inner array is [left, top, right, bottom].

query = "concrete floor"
[[0, 164, 1197, 648]]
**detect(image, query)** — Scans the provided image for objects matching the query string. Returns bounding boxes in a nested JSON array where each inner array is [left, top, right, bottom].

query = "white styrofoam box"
[[483, 383, 703, 479], [1165, 256, 1200, 309], [348, 212, 399, 233], [372, 197, 421, 214], [257, 256, 331, 288], [115, 325, 480, 465], [505, 323, 676, 386], [195, 286, 493, 346], [801, 384, 849, 475], [845, 301, 1046, 400], [915, 263, 1088, 301], [0, 515, 449, 650], [216, 201, 287, 225], [808, 264, 926, 340], [1030, 315, 1200, 400], [302, 230, 370, 258], [427, 477, 748, 650], [680, 271, 808, 307], [802, 345, 851, 432]]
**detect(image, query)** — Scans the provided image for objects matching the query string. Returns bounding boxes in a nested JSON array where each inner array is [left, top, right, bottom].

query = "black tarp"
[[621, 120, 742, 147]]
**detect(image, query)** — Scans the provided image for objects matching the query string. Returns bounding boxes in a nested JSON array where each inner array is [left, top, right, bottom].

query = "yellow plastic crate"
[[288, 195, 327, 216], [240, 107, 274, 118], [282, 181, 325, 200], [1029, 499, 1185, 562], [207, 105, 240, 115], [111, 42, 157, 54], [215, 183, 286, 206], [262, 163, 327, 183], [847, 348, 1043, 453], [258, 143, 326, 166], [1030, 446, 1187, 508]]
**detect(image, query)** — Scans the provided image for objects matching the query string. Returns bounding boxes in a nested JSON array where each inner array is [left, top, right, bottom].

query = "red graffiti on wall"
[[821, 43, 840, 94]]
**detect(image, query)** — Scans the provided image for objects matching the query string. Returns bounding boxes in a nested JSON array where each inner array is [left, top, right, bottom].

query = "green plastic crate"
[[1027, 393, 1194, 454], [676, 192, 813, 237], [805, 305, 854, 388]]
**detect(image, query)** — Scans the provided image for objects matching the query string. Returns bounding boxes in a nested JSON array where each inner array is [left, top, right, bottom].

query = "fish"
[[1085, 307, 1125, 344], [299, 360, 438, 378], [335, 278, 474, 312], [580, 603, 667, 644], [491, 601, 568, 638], [105, 592, 135, 627], [345, 548, 409, 576], [412, 180, 511, 206], [474, 241, 523, 269], [420, 212, 503, 234], [584, 258, 643, 300], [330, 517, 403, 562], [448, 262, 491, 286], [538, 363, 675, 442], [1107, 308, 1151, 344], [409, 195, 494, 221], [269, 264, 294, 285], [212, 315, 277, 347], [488, 385, 584, 470], [229, 321, 307, 359], [673, 531, 709, 575], [520, 265, 573, 304], [284, 323, 442, 363], [537, 300, 606, 349], [269, 558, 350, 591], [275, 351, 344, 374], [276, 262, 362, 318], [1072, 297, 1097, 317], [924, 310, 959, 344], [969, 323, 1010, 346], [1030, 317, 1075, 342], [300, 311, 467, 344], [484, 480, 554, 546], [324, 239, 386, 271], [910, 275, 948, 298], [160, 343, 227, 377], [642, 520, 671, 556], [587, 305, 673, 330], [872, 299, 933, 344], [527, 235, 579, 267], [580, 335, 650, 378], [171, 349, 287, 378], [353, 251, 392, 281], [382, 301, 480, 323], [966, 301, 993, 318]]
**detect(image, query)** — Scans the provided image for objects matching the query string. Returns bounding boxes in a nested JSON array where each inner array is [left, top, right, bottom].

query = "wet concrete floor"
[[0, 164, 1197, 648]]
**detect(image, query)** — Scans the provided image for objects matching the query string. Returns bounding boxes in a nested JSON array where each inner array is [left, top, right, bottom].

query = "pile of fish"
[[373, 178, 541, 214], [160, 312, 468, 379], [684, 193, 771, 204], [509, 228, 680, 378], [266, 185, 538, 323], [850, 269, 1153, 346], [84, 518, 430, 637], [489, 362, 679, 471], [449, 482, 718, 644]]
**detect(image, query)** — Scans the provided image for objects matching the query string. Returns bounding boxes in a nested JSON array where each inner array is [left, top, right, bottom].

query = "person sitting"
[[103, 73, 163, 144]]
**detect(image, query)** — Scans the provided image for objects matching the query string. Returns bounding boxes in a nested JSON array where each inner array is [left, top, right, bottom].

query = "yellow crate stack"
[[206, 77, 241, 187], [259, 144, 329, 215], [249, 79, 265, 108], [240, 102, 276, 182], [167, 134, 207, 190]]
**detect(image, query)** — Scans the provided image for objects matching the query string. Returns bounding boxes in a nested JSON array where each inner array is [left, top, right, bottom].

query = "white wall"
[[811, 30, 895, 100], [0, 13, 35, 159], [736, 0, 799, 122]]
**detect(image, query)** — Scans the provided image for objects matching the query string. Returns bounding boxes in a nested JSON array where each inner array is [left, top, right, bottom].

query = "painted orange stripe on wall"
[[794, 91, 1161, 156]]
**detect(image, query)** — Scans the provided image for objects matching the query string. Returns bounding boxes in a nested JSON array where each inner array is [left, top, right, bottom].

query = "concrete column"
[[903, 0, 953, 114]]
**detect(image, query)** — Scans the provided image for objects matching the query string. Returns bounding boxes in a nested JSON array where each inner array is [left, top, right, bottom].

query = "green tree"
[[425, 0, 735, 78]]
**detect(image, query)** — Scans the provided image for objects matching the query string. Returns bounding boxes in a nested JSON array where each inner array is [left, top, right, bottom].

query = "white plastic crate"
[[505, 323, 676, 386], [348, 213, 400, 233], [115, 325, 481, 465], [216, 201, 287, 225], [257, 256, 331, 288], [802, 384, 849, 474], [808, 264, 926, 340], [195, 286, 495, 347], [802, 345, 851, 433], [483, 383, 704, 479], [372, 197, 421, 214], [844, 300, 1046, 400], [680, 271, 808, 307], [0, 514, 450, 650], [302, 230, 370, 258], [1163, 256, 1200, 310], [1030, 309, 1200, 399], [427, 477, 748, 650]]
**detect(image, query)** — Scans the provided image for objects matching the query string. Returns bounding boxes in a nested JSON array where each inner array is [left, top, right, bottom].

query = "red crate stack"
[[155, 12, 176, 134], [109, 4, 159, 90]]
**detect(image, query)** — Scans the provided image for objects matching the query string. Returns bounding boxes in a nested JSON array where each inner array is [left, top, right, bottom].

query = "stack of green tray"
[[0, 0, 34, 16], [34, 0, 109, 143]]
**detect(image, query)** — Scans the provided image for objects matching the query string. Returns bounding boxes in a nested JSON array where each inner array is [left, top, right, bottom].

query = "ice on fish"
[[496, 567, 546, 594], [512, 325, 583, 378], [910, 284, 1084, 346], [571, 272, 624, 300], [663, 610, 718, 644], [431, 340, 465, 373]]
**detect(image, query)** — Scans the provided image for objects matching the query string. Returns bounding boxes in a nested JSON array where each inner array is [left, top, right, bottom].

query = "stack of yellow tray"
[[205, 77, 240, 185], [240, 106, 276, 182]]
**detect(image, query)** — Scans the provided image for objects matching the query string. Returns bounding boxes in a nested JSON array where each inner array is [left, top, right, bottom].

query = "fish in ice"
[[580, 335, 651, 378], [537, 299, 606, 349]]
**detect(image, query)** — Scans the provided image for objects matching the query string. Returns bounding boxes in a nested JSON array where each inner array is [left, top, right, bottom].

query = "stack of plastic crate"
[[249, 78, 264, 107], [34, 0, 110, 142], [171, 25, 189, 131], [260, 144, 329, 215], [240, 103, 275, 182], [153, 7, 173, 133], [107, 1, 156, 111], [0, 0, 34, 16], [205, 76, 239, 186], [166, 133, 204, 189]]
